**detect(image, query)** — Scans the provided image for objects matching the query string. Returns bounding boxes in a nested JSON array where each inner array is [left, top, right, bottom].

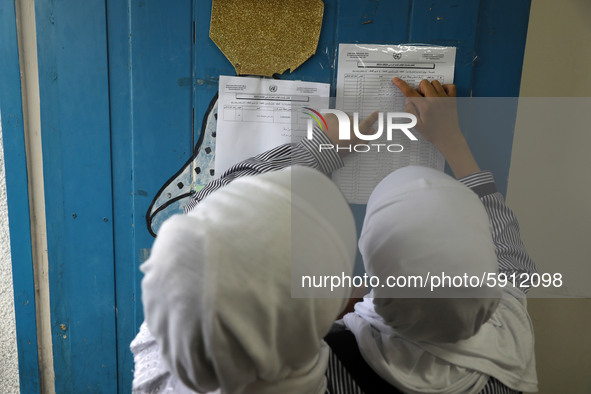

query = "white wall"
[[0, 124, 20, 393], [507, 0, 591, 392]]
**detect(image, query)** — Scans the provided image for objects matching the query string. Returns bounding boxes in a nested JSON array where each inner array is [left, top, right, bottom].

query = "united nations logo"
[[393, 53, 402, 60], [269, 84, 278, 92]]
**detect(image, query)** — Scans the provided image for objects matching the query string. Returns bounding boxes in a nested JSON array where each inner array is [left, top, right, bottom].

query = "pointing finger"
[[392, 77, 422, 97]]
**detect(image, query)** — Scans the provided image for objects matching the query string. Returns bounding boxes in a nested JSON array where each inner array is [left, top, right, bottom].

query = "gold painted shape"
[[210, 0, 324, 76]]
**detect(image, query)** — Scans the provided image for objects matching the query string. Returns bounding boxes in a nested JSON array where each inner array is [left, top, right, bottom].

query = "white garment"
[[131, 322, 214, 394], [344, 166, 537, 393], [344, 286, 537, 393], [140, 166, 357, 394]]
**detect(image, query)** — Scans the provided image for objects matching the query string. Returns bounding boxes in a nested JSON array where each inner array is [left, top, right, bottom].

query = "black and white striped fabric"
[[458, 171, 538, 293], [479, 377, 521, 394], [184, 126, 342, 213], [326, 349, 365, 394]]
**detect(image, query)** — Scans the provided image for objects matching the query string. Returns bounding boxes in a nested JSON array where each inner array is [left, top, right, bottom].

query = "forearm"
[[438, 134, 480, 180]]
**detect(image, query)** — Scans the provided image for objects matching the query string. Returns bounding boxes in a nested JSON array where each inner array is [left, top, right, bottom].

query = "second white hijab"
[[344, 166, 537, 393]]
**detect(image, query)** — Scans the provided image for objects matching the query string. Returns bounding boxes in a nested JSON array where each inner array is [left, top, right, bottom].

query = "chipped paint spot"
[[177, 77, 192, 87]]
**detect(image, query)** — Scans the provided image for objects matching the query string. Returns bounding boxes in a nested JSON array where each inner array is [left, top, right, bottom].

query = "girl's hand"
[[393, 78, 480, 179]]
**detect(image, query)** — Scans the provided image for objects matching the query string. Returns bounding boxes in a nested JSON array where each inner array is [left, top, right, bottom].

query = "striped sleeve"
[[459, 171, 538, 293], [478, 377, 521, 394], [184, 126, 343, 213], [325, 348, 365, 394]]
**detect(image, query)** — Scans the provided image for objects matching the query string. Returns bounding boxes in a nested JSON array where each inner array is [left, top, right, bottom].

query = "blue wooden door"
[[2, 0, 530, 392]]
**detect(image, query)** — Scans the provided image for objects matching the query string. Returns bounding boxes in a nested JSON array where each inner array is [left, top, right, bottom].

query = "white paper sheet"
[[333, 44, 456, 204], [215, 76, 330, 177]]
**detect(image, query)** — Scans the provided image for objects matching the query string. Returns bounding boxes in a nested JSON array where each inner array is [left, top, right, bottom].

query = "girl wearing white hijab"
[[328, 79, 538, 394], [131, 93, 377, 394], [338, 166, 537, 393], [134, 166, 357, 394]]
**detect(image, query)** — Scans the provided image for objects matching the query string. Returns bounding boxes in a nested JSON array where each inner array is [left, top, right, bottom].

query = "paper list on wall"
[[215, 75, 330, 177], [332, 44, 456, 204]]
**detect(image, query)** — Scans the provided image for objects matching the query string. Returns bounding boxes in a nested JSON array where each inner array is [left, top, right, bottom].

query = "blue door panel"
[[337, 1, 412, 44], [408, 0, 481, 97], [105, 0, 136, 391], [128, 0, 195, 330], [470, 0, 531, 197], [35, 0, 117, 392]]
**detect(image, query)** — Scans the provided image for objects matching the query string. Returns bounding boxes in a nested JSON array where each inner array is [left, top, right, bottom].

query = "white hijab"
[[344, 166, 537, 393], [141, 166, 357, 394]]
